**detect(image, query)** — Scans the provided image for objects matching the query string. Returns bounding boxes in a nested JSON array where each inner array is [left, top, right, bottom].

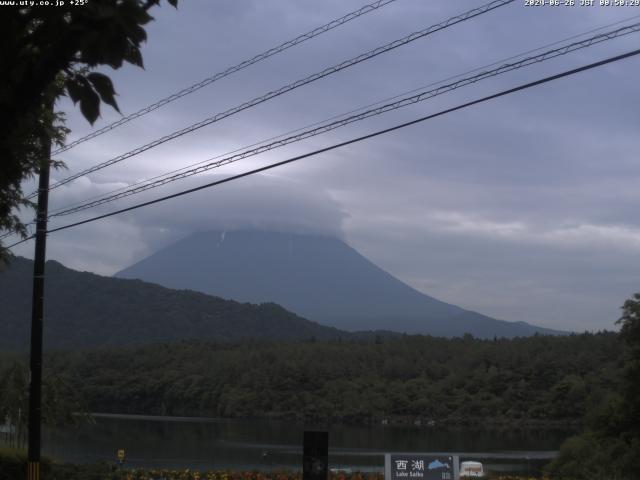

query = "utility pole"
[[27, 115, 52, 480]]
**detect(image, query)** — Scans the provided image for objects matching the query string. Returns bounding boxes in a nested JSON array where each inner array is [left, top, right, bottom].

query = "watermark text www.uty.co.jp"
[[0, 0, 88, 7]]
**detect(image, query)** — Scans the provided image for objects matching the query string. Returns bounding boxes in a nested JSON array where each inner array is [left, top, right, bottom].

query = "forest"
[[0, 332, 622, 427], [2, 296, 639, 479]]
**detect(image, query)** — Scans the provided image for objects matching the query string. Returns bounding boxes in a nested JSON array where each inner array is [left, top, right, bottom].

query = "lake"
[[42, 414, 575, 475]]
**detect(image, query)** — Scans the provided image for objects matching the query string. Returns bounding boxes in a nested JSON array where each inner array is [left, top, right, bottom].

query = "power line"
[[36, 0, 514, 197], [6, 11, 638, 244], [0, 230, 20, 240], [50, 0, 399, 156], [6, 15, 639, 242], [7, 46, 638, 250], [0, 222, 35, 240], [46, 22, 640, 218], [45, 13, 640, 218]]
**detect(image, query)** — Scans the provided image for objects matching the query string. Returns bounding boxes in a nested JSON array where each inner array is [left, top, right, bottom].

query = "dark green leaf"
[[65, 77, 83, 105], [79, 86, 100, 125], [123, 44, 144, 68], [87, 72, 120, 113], [124, 23, 148, 44], [93, 3, 116, 19], [65, 74, 102, 124]]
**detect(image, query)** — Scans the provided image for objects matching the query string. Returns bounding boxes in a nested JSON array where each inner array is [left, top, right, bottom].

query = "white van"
[[459, 461, 484, 477]]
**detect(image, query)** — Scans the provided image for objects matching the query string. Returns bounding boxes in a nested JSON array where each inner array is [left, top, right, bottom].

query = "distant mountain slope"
[[115, 230, 562, 338], [0, 256, 346, 351]]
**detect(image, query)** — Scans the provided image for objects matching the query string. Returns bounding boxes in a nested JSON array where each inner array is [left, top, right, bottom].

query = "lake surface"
[[42, 414, 575, 475]]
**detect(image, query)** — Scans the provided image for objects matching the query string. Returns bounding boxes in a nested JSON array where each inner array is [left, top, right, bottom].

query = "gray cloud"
[[12, 174, 348, 274], [127, 173, 348, 240]]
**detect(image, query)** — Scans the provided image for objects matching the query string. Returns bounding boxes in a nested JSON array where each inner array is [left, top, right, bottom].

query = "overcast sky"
[[10, 0, 640, 332]]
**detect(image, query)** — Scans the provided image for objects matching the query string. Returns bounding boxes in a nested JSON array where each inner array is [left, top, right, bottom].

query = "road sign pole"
[[303, 431, 328, 480], [452, 455, 459, 480], [385, 454, 391, 480]]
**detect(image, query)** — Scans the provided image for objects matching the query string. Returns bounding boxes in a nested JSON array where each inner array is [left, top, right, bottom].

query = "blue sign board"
[[388, 455, 454, 480]]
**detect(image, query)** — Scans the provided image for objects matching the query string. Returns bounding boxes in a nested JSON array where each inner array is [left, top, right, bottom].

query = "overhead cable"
[[45, 13, 640, 217], [50, 0, 399, 156], [36, 0, 514, 197], [6, 46, 637, 251], [47, 22, 640, 218]]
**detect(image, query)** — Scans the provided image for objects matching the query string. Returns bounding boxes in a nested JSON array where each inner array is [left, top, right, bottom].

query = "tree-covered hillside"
[[22, 332, 622, 426], [0, 256, 346, 351], [547, 293, 640, 480]]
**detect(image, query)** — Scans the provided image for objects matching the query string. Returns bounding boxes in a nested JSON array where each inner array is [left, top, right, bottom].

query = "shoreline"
[[88, 412, 582, 431]]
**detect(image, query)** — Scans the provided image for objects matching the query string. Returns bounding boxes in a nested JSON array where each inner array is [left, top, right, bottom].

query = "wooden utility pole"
[[27, 125, 52, 480]]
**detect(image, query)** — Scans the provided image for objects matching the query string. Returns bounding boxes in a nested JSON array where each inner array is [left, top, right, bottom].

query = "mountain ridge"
[[115, 229, 563, 338], [0, 255, 349, 351]]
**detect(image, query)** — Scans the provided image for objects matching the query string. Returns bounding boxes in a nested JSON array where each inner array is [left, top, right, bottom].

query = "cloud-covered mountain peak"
[[115, 229, 562, 338]]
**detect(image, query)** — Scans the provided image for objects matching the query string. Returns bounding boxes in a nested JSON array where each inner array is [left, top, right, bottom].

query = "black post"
[[303, 431, 328, 480], [27, 136, 51, 480]]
